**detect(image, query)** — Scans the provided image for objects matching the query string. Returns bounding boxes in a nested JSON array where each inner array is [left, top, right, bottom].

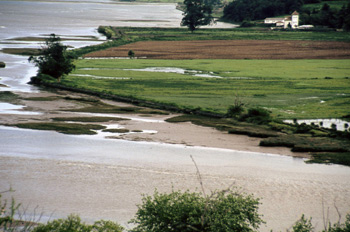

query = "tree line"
[[301, 2, 350, 30], [222, 0, 350, 31], [222, 0, 303, 22]]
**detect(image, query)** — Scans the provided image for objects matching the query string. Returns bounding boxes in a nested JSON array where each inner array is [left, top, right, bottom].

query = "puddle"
[[70, 74, 130, 80], [0, 102, 42, 115], [79, 67, 234, 78], [284, 118, 349, 131], [78, 67, 256, 79]]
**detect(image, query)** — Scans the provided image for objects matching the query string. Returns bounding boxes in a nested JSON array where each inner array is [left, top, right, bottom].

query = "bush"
[[291, 215, 313, 232], [240, 107, 272, 124], [32, 215, 124, 232], [130, 189, 263, 232], [226, 104, 244, 118], [290, 213, 350, 232], [240, 21, 255, 27]]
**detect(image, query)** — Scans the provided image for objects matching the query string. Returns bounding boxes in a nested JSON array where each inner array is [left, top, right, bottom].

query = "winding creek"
[[0, 0, 349, 231]]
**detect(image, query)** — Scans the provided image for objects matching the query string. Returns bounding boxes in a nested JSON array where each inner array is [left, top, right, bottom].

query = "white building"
[[264, 11, 299, 29]]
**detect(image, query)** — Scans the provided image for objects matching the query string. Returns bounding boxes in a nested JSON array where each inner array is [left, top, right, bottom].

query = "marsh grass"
[[24, 96, 59, 101], [52, 116, 129, 122], [0, 91, 19, 102], [102, 27, 350, 42], [307, 152, 350, 166], [11, 122, 106, 135], [1, 48, 42, 56], [63, 59, 350, 119], [102, 128, 130, 133], [64, 99, 169, 115]]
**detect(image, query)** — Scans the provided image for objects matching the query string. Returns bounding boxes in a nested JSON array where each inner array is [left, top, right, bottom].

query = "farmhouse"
[[264, 11, 299, 29]]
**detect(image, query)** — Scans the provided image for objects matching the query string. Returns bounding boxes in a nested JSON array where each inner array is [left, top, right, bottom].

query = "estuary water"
[[0, 1, 349, 231]]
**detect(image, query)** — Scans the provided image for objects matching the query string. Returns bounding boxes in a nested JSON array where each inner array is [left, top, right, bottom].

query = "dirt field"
[[85, 40, 350, 59]]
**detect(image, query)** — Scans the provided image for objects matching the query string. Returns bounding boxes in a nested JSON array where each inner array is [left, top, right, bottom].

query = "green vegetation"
[[303, 0, 348, 11], [130, 189, 263, 232], [11, 122, 106, 135], [65, 100, 168, 115], [0, 61, 5, 68], [301, 1, 350, 30], [95, 26, 350, 42], [222, 0, 350, 31], [223, 0, 303, 22], [307, 152, 350, 166], [52, 116, 129, 123], [29, 34, 75, 82], [181, 0, 214, 32], [0, 91, 19, 102], [291, 213, 350, 232], [32, 215, 124, 232], [103, 128, 130, 133], [2, 48, 42, 56], [59, 59, 350, 120]]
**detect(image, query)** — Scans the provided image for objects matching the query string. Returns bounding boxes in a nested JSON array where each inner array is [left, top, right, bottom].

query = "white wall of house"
[[265, 11, 299, 29]]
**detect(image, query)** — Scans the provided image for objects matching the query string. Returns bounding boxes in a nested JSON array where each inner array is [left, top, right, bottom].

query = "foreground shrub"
[[130, 189, 263, 232], [291, 213, 350, 232], [32, 214, 124, 232], [291, 215, 314, 232]]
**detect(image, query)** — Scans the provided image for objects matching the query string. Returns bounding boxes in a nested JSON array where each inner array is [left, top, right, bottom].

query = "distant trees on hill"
[[222, 0, 303, 22], [222, 0, 350, 31], [301, 2, 350, 30]]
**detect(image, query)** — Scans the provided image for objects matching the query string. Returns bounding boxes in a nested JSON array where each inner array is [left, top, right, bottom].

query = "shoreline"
[[1, 89, 309, 158]]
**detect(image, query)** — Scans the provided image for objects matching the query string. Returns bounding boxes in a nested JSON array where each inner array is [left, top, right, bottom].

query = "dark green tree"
[[29, 34, 75, 82], [181, 0, 214, 32]]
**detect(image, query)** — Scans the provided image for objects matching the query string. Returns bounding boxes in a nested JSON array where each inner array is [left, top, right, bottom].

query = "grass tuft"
[[11, 122, 106, 135]]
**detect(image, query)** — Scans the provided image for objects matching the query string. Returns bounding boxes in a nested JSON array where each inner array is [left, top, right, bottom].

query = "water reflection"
[[0, 102, 42, 115], [284, 118, 349, 131]]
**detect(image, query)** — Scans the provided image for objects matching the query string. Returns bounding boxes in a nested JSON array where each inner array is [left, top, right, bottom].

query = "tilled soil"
[[85, 40, 350, 59]]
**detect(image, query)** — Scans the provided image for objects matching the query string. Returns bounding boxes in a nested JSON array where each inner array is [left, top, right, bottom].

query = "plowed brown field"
[[85, 40, 350, 59]]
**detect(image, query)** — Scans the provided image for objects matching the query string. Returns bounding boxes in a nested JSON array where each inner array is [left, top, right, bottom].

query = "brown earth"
[[85, 40, 350, 59]]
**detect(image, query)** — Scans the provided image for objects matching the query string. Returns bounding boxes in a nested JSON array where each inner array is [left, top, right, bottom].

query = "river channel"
[[0, 0, 349, 231]]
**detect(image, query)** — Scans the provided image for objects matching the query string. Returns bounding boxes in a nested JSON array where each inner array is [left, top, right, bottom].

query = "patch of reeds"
[[52, 116, 129, 122], [11, 122, 106, 135], [1, 48, 42, 56], [307, 152, 350, 166], [0, 91, 19, 101], [102, 128, 130, 133]]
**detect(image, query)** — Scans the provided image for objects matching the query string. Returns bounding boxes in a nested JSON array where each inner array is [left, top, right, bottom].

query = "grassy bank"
[[62, 59, 350, 120], [94, 26, 350, 42]]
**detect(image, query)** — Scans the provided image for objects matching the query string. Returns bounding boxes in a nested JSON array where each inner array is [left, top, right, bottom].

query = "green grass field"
[[62, 59, 350, 120], [108, 27, 350, 41]]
